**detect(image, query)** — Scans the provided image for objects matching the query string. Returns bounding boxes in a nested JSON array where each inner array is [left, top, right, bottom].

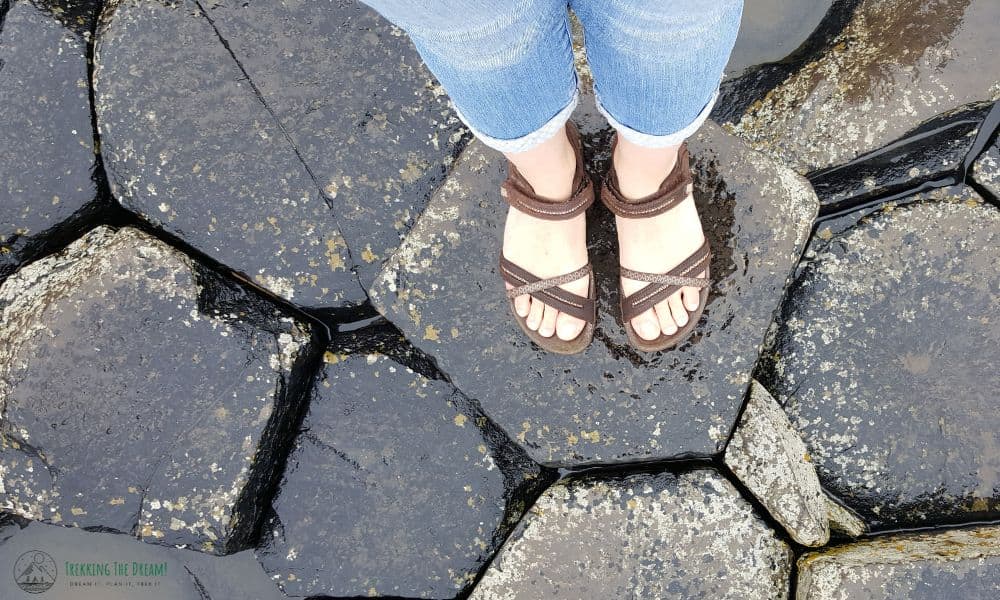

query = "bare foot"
[[612, 136, 706, 342], [502, 127, 589, 341]]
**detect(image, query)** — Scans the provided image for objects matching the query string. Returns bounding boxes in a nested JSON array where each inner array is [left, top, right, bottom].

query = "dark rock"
[[0, 0, 104, 280], [469, 468, 792, 600], [0, 226, 317, 554], [725, 0, 833, 77], [972, 135, 999, 200], [370, 120, 817, 467], [798, 525, 1000, 599], [802, 184, 983, 276], [93, 0, 362, 309], [94, 0, 467, 309], [759, 198, 1000, 531], [731, 0, 1000, 174], [808, 101, 993, 214], [255, 351, 550, 598], [0, 519, 283, 599], [195, 0, 469, 291]]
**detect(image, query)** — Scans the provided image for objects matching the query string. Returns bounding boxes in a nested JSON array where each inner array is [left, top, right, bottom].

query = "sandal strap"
[[601, 141, 693, 219], [499, 255, 595, 324], [500, 121, 595, 221], [621, 240, 711, 323]]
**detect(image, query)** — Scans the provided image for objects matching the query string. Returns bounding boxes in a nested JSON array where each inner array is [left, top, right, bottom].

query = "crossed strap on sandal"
[[497, 121, 597, 354], [600, 140, 712, 351]]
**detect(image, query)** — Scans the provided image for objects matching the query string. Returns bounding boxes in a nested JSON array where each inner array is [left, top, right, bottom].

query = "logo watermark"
[[13, 550, 57, 594]]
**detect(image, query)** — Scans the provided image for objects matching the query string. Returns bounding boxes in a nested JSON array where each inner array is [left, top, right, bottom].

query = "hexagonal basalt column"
[[732, 0, 1000, 174], [255, 351, 551, 599], [797, 526, 1000, 599], [370, 122, 817, 467], [93, 0, 466, 308], [0, 226, 316, 554], [0, 0, 104, 280], [469, 469, 793, 600], [760, 198, 1000, 531]]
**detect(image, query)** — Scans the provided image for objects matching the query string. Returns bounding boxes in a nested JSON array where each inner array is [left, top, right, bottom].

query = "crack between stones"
[[191, 0, 367, 303]]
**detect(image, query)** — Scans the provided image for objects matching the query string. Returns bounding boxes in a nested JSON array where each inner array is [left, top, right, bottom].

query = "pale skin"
[[502, 126, 706, 342]]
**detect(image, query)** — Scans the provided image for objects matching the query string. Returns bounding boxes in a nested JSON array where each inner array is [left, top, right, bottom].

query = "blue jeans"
[[360, 0, 743, 152]]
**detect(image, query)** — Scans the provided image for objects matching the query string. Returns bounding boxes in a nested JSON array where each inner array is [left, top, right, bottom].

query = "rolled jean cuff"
[[452, 88, 580, 154], [597, 86, 719, 149]]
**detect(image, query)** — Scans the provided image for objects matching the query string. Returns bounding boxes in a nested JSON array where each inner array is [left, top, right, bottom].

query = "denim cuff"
[[596, 86, 719, 149], [452, 88, 580, 154]]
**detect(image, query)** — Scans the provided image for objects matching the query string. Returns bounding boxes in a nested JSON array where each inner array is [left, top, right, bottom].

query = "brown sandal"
[[600, 138, 711, 352], [498, 121, 596, 354]]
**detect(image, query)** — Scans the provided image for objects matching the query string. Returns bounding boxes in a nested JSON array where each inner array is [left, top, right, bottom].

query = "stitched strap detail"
[[601, 142, 694, 219], [499, 256, 595, 324], [500, 121, 595, 221], [621, 240, 711, 323]]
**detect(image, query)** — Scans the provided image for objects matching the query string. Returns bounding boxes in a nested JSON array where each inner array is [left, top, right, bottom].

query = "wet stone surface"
[[972, 136, 1000, 199], [196, 0, 468, 292], [724, 381, 829, 547], [256, 351, 550, 599], [94, 0, 359, 310], [731, 0, 1000, 174], [371, 120, 817, 467], [0, 519, 283, 599], [808, 101, 993, 213], [759, 198, 1000, 531], [725, 0, 833, 77], [797, 525, 1000, 600], [93, 0, 466, 310], [469, 468, 792, 600], [0, 226, 316, 554], [0, 0, 104, 280]]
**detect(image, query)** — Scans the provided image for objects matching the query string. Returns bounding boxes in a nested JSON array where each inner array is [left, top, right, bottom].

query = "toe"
[[654, 299, 678, 336], [682, 284, 701, 312], [556, 312, 585, 341], [514, 294, 531, 317], [632, 310, 661, 341], [526, 295, 545, 331], [506, 283, 531, 317], [538, 304, 558, 338], [668, 293, 689, 328]]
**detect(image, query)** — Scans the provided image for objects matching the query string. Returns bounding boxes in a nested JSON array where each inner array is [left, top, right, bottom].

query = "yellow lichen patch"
[[450, 327, 460, 339], [214, 406, 229, 420], [323, 351, 347, 364], [453, 414, 467, 427], [70, 507, 87, 516], [627, 498, 638, 510], [580, 430, 601, 443], [423, 325, 440, 341], [361, 245, 378, 263], [325, 237, 347, 271], [566, 433, 579, 446], [109, 497, 125, 506], [817, 228, 833, 241]]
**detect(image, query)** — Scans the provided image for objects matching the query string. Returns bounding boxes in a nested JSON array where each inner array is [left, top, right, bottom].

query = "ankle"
[[612, 139, 679, 201], [505, 130, 577, 201]]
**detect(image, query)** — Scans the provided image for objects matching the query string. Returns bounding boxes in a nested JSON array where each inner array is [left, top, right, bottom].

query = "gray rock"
[[0, 519, 283, 599], [759, 198, 1000, 530], [255, 351, 550, 599], [972, 138, 999, 200], [469, 469, 793, 600], [731, 0, 1000, 174], [0, 0, 104, 280], [824, 494, 866, 538], [726, 0, 833, 76], [370, 120, 817, 467], [724, 380, 829, 546], [193, 0, 469, 291], [797, 525, 1000, 599], [93, 0, 361, 309], [0, 226, 316, 554]]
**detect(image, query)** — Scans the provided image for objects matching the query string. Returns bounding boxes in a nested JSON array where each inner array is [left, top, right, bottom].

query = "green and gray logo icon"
[[13, 550, 57, 594]]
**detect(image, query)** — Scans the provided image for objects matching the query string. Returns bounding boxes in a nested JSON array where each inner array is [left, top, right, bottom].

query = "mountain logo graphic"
[[13, 550, 57, 593]]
